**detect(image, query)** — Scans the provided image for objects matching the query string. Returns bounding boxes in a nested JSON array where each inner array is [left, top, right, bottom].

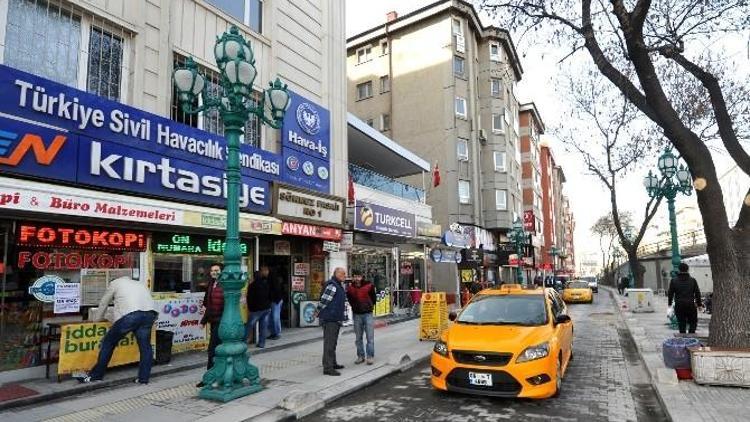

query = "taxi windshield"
[[567, 281, 589, 289], [456, 295, 548, 326]]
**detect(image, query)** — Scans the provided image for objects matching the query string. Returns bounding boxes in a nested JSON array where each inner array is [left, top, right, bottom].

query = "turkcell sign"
[[281, 91, 330, 193], [354, 201, 416, 238], [0, 64, 275, 213]]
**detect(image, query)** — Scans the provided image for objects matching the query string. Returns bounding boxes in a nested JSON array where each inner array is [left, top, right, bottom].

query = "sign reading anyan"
[[274, 185, 345, 227], [354, 201, 416, 238]]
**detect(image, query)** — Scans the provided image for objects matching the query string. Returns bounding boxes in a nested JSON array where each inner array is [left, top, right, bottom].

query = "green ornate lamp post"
[[644, 148, 693, 277], [173, 26, 290, 402], [509, 218, 526, 284]]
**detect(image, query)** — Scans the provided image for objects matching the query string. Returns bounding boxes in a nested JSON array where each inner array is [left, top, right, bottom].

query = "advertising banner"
[[0, 64, 274, 213], [153, 293, 207, 353], [281, 92, 331, 193], [373, 289, 392, 317], [54, 283, 80, 314], [57, 322, 155, 374], [354, 201, 416, 238], [419, 292, 449, 341]]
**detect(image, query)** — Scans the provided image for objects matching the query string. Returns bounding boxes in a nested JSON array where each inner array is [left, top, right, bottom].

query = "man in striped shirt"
[[314, 267, 347, 376]]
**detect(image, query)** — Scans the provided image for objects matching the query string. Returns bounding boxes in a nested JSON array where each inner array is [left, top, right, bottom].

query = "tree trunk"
[[707, 228, 750, 348], [626, 250, 644, 288]]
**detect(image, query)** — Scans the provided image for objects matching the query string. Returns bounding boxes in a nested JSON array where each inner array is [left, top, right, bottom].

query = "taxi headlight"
[[433, 340, 448, 357], [516, 342, 549, 363]]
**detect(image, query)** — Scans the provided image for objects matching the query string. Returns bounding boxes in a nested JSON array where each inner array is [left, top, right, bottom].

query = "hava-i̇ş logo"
[[296, 102, 320, 136], [0, 129, 67, 166], [360, 206, 374, 227]]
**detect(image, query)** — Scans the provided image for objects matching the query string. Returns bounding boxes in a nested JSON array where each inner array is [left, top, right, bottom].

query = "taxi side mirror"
[[448, 311, 457, 321], [555, 314, 571, 324]]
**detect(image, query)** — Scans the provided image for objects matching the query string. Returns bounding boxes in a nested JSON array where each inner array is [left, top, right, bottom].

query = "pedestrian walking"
[[346, 269, 376, 365], [314, 267, 347, 376], [245, 265, 272, 348], [75, 276, 157, 384], [196, 263, 224, 387], [618, 277, 627, 295], [267, 269, 285, 340], [668, 263, 703, 334]]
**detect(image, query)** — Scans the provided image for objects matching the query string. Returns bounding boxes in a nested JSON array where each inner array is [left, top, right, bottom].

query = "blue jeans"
[[245, 308, 271, 347], [353, 313, 374, 359], [90, 310, 157, 383], [267, 300, 283, 337]]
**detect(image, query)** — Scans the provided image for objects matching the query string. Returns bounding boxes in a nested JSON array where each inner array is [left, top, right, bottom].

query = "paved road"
[[304, 291, 668, 422]]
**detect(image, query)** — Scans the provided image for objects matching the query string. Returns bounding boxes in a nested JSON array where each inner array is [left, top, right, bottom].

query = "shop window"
[[171, 54, 262, 147]]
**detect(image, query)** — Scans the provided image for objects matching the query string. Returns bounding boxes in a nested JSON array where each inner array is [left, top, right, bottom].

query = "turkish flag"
[[348, 174, 355, 205], [433, 162, 441, 187]]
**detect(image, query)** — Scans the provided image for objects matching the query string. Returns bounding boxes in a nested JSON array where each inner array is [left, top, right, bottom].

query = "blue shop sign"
[[281, 92, 330, 193], [0, 64, 277, 213], [354, 201, 416, 238]]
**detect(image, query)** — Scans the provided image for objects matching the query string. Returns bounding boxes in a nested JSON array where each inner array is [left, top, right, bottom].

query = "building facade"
[[0, 0, 346, 380], [519, 103, 544, 269], [346, 0, 524, 295]]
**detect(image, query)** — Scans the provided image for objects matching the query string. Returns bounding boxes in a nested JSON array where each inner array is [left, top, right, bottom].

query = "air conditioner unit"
[[455, 35, 465, 53], [479, 129, 487, 142]]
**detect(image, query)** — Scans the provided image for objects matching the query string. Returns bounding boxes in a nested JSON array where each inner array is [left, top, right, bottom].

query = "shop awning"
[[348, 113, 430, 178]]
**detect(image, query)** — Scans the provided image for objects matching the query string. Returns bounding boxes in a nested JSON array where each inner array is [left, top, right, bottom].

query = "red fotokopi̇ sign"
[[17, 251, 135, 270], [17, 224, 147, 251], [281, 222, 342, 241]]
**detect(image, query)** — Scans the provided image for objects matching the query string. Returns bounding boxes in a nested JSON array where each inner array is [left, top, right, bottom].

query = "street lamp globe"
[[173, 57, 205, 104], [676, 165, 692, 188], [225, 58, 257, 96], [657, 148, 678, 177], [643, 170, 658, 196], [266, 78, 292, 122], [214, 26, 253, 69]]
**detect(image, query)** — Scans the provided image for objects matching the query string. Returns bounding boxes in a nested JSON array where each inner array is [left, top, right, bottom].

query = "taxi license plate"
[[468, 372, 493, 386]]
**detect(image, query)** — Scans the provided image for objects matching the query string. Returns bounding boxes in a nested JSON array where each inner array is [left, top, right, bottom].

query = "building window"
[[490, 42, 502, 62], [205, 0, 263, 34], [458, 180, 471, 204], [171, 55, 261, 147], [4, 0, 129, 101], [452, 18, 463, 35], [357, 46, 372, 64], [87, 27, 124, 101], [492, 113, 504, 133], [494, 151, 506, 172], [380, 39, 388, 55], [356, 81, 373, 100], [380, 114, 390, 131], [380, 75, 390, 93], [457, 138, 469, 161], [453, 56, 465, 76], [455, 97, 467, 118], [496, 190, 507, 210], [491, 78, 502, 97]]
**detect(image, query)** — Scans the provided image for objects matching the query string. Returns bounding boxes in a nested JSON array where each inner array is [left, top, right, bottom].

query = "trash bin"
[[662, 337, 700, 369], [155, 330, 174, 365], [626, 288, 655, 313]]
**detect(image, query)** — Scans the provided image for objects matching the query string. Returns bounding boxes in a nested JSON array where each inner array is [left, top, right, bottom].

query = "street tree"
[[561, 68, 662, 288], [591, 211, 640, 285], [480, 0, 750, 347]]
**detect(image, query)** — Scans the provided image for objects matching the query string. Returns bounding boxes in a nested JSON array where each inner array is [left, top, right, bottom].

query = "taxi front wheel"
[[552, 356, 562, 398]]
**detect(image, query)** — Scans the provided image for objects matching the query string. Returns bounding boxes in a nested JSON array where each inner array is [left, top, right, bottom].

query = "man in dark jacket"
[[346, 269, 376, 365], [267, 270, 285, 340], [245, 265, 272, 348], [314, 268, 347, 376], [197, 263, 224, 387], [668, 263, 703, 334]]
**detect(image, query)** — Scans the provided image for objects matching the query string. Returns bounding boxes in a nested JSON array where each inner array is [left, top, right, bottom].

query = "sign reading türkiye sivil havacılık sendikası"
[[0, 64, 332, 211]]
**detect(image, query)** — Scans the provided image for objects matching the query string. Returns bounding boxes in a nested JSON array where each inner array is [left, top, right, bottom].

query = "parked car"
[[431, 284, 574, 399], [581, 276, 598, 293], [543, 275, 569, 293], [562, 280, 594, 304]]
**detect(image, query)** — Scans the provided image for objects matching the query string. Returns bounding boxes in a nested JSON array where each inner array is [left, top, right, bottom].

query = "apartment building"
[[562, 196, 576, 273], [346, 0, 524, 291], [519, 102, 545, 266]]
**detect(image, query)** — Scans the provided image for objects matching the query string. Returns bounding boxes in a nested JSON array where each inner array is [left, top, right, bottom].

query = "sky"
[[345, 0, 746, 270]]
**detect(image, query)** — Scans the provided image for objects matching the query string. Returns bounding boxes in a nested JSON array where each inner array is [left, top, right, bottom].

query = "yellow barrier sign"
[[419, 292, 449, 340], [58, 322, 155, 375]]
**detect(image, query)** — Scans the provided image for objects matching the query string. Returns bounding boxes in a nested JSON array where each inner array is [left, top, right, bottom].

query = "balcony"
[[349, 163, 425, 203]]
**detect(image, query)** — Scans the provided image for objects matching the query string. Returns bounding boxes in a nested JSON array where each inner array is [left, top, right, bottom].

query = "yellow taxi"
[[562, 280, 594, 304], [431, 285, 574, 398]]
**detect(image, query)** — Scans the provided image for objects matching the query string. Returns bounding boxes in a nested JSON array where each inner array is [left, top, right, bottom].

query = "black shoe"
[[323, 370, 341, 376], [268, 335, 280, 340], [196, 381, 205, 388], [134, 378, 148, 385], [333, 364, 345, 370]]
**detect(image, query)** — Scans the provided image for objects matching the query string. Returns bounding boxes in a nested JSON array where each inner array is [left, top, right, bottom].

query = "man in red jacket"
[[197, 263, 224, 387], [346, 269, 377, 365]]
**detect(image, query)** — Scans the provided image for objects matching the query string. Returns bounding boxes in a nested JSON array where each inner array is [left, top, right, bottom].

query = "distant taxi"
[[431, 285, 574, 399], [562, 281, 594, 304]]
